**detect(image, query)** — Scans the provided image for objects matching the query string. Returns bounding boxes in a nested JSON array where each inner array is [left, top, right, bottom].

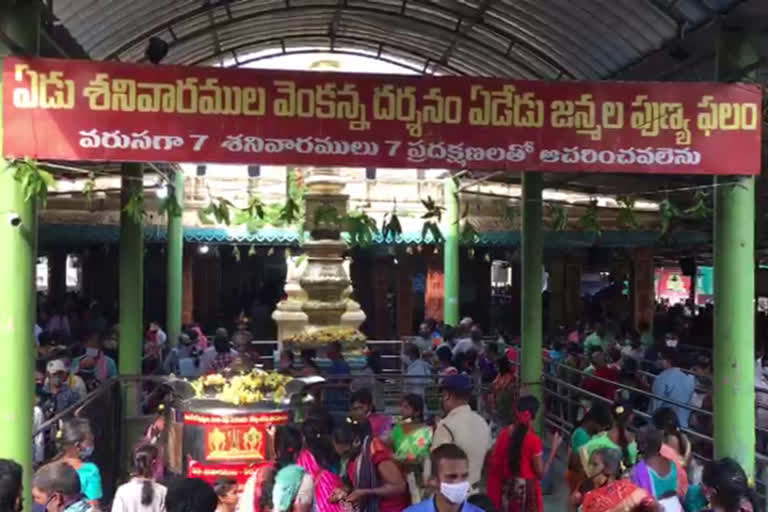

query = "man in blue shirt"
[[650, 348, 695, 427], [405, 444, 484, 512]]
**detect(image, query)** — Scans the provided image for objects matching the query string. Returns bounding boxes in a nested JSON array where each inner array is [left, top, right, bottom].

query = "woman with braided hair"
[[111, 444, 167, 512], [487, 395, 563, 512]]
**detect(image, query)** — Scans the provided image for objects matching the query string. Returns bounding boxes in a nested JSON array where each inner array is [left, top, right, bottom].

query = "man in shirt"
[[426, 375, 491, 490], [406, 444, 482, 512], [43, 359, 83, 415], [32, 462, 91, 512], [451, 318, 475, 356], [403, 343, 433, 396], [650, 348, 695, 427]]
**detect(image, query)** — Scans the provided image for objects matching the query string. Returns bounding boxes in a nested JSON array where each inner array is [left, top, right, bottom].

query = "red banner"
[[2, 57, 762, 174]]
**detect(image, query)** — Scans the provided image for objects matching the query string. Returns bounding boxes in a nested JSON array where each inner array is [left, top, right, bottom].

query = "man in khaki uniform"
[[425, 374, 492, 491]]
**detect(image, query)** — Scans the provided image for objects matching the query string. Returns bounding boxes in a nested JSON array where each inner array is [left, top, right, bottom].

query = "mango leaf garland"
[[460, 220, 480, 244], [6, 159, 56, 207], [659, 199, 681, 235], [579, 200, 602, 236], [346, 210, 379, 247], [278, 197, 302, 225], [381, 212, 403, 241], [422, 221, 444, 243], [123, 189, 145, 224], [83, 173, 96, 209], [616, 195, 639, 230], [160, 195, 182, 218], [421, 196, 444, 222], [549, 204, 569, 231], [198, 197, 235, 226], [682, 190, 712, 220]]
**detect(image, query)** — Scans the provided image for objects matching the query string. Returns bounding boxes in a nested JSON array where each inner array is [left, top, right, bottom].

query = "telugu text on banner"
[[1, 57, 762, 175]]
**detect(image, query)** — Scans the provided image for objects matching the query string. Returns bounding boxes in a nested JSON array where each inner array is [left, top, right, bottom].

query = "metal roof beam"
[[104, 2, 569, 79]]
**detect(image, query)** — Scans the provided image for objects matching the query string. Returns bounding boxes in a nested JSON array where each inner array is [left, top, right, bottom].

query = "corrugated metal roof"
[[51, 0, 741, 78]]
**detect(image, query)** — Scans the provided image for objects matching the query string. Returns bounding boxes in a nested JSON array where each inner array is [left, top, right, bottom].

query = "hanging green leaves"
[[381, 212, 403, 241], [682, 190, 712, 220], [122, 189, 145, 224], [421, 196, 444, 222], [232, 245, 241, 262], [160, 195, 182, 218], [198, 196, 235, 225], [421, 221, 444, 244], [346, 209, 379, 247], [549, 204, 569, 231], [234, 195, 266, 226], [579, 200, 602, 236], [460, 220, 480, 244], [83, 173, 96, 209], [659, 198, 681, 235], [5, 158, 56, 207], [616, 195, 639, 230], [278, 197, 302, 226]]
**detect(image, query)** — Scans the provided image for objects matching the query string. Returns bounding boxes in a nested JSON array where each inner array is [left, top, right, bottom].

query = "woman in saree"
[[331, 418, 409, 512], [239, 425, 313, 512], [487, 395, 563, 512], [297, 417, 344, 512], [630, 427, 686, 506], [576, 448, 657, 512], [579, 402, 638, 476], [390, 394, 432, 504]]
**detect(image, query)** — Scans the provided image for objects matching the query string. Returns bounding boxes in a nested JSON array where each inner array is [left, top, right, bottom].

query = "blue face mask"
[[79, 445, 94, 459]]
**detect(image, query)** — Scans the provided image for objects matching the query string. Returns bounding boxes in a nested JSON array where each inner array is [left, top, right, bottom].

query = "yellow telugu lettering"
[[12, 64, 76, 110]]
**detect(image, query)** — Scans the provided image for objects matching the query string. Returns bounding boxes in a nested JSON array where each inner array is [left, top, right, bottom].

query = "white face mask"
[[401, 354, 412, 365], [440, 481, 470, 504], [665, 338, 678, 348], [86, 347, 100, 358]]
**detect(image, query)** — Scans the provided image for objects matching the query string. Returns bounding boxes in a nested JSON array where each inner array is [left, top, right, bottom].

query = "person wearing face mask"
[[425, 375, 491, 493], [52, 419, 102, 511], [32, 462, 90, 512], [71, 333, 117, 389], [572, 448, 657, 512], [0, 459, 23, 512], [404, 444, 484, 512]]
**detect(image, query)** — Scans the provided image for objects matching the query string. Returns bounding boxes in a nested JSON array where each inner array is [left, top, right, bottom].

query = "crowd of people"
[[23, 295, 764, 512]]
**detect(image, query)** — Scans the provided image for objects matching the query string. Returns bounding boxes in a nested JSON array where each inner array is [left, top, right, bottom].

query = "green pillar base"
[[521, 172, 544, 433]]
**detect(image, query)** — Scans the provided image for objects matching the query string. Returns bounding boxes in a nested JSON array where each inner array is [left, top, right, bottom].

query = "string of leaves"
[[122, 188, 146, 224], [346, 209, 379, 247], [4, 158, 56, 207], [579, 199, 602, 236], [83, 173, 96, 209]]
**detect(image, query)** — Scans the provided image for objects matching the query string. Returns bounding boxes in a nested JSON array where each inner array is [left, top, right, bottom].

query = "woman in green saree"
[[390, 394, 433, 503]]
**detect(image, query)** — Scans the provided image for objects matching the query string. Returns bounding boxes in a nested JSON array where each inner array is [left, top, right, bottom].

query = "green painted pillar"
[[443, 177, 459, 326], [521, 172, 544, 432], [0, 2, 40, 507], [119, 164, 144, 377], [166, 171, 184, 348], [712, 26, 758, 478]]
